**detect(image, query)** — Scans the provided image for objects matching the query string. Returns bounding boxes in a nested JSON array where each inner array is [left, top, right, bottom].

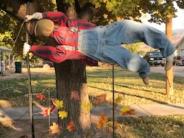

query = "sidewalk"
[[151, 66, 184, 77], [1, 103, 184, 121]]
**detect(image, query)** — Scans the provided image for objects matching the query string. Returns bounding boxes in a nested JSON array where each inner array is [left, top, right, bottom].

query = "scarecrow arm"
[[30, 45, 85, 63]]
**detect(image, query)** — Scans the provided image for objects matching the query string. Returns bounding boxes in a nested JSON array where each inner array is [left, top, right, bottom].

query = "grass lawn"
[[0, 66, 184, 106], [0, 66, 184, 137], [0, 116, 183, 138], [119, 115, 184, 138], [87, 66, 184, 105]]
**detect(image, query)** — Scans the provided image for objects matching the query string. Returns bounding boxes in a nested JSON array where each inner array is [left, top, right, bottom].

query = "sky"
[[141, 4, 184, 31]]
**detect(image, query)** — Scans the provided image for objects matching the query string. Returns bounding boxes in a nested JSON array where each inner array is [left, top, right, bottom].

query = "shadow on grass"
[[117, 116, 184, 138], [88, 85, 184, 110], [88, 80, 164, 94], [87, 69, 184, 85], [0, 76, 56, 106]]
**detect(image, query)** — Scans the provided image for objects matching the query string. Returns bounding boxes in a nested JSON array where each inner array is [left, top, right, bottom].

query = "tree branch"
[[0, 8, 22, 21], [74, 0, 81, 13]]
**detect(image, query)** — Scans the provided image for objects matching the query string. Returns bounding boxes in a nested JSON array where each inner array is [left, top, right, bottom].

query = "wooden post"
[[165, 16, 174, 96]]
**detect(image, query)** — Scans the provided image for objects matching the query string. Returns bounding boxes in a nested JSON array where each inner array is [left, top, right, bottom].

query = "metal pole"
[[26, 33, 35, 138], [112, 65, 115, 138], [0, 51, 2, 75], [25, 2, 35, 137], [48, 90, 51, 129]]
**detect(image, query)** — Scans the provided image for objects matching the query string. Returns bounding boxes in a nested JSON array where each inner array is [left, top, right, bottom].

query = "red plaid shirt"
[[44, 12, 95, 46], [30, 11, 98, 66]]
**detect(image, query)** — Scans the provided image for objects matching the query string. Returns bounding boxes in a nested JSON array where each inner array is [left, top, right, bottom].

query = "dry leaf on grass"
[[0, 111, 22, 131], [58, 111, 68, 119], [33, 101, 51, 117], [0, 100, 12, 108], [49, 122, 61, 135], [35, 93, 46, 101], [115, 96, 123, 104], [66, 121, 76, 132], [120, 106, 135, 115], [81, 102, 93, 112], [40, 107, 51, 117], [52, 99, 64, 109], [96, 114, 108, 128]]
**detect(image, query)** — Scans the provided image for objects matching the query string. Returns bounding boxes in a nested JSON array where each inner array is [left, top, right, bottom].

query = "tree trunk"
[[165, 16, 174, 96], [54, 61, 91, 131], [55, 2, 91, 136], [1, 0, 92, 136]]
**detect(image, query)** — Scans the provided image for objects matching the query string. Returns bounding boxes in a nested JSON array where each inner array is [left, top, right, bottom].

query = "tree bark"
[[165, 16, 174, 96], [55, 1, 91, 136], [54, 61, 91, 129]]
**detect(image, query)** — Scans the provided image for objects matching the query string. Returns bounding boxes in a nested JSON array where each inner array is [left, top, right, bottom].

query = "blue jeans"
[[78, 20, 175, 77]]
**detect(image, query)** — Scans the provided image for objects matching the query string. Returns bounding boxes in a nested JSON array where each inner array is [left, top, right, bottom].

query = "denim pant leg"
[[78, 26, 150, 77], [105, 20, 175, 57], [101, 44, 150, 78]]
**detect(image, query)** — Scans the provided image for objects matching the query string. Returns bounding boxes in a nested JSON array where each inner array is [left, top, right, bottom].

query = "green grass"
[[0, 116, 183, 138], [0, 66, 184, 107], [0, 75, 56, 106], [121, 115, 184, 138], [0, 67, 184, 137], [87, 66, 184, 105]]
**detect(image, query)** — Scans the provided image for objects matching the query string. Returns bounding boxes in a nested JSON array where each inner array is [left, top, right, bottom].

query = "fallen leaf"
[[70, 91, 80, 101], [0, 100, 12, 108], [81, 102, 92, 112], [49, 122, 61, 135], [96, 114, 108, 128], [115, 96, 123, 104], [33, 101, 52, 117], [35, 93, 46, 101], [40, 107, 51, 117], [106, 121, 123, 129], [120, 106, 135, 115], [58, 111, 68, 119], [0, 111, 22, 131], [66, 121, 75, 132], [50, 104, 56, 113], [52, 99, 63, 109]]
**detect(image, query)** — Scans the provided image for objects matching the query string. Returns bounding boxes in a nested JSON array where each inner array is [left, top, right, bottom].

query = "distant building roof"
[[0, 47, 12, 52]]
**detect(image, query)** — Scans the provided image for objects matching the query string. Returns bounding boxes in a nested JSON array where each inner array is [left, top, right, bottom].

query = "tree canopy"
[[0, 0, 184, 56]]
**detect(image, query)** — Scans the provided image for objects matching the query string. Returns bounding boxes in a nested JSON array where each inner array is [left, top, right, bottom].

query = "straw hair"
[[34, 19, 54, 37]]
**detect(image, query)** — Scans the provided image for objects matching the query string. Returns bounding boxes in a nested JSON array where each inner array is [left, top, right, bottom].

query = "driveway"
[[151, 66, 184, 77]]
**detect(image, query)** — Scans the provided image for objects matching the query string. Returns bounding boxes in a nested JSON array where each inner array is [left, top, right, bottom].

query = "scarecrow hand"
[[23, 42, 31, 56], [25, 12, 43, 22]]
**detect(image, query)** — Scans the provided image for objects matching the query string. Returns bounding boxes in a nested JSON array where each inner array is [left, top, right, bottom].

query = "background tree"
[[0, 0, 184, 137], [146, 0, 184, 95], [54, 1, 93, 137], [88, 0, 184, 95], [0, 0, 93, 137]]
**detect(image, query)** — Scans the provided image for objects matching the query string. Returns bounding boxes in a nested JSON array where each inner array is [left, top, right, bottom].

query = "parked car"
[[174, 56, 184, 66], [144, 50, 165, 66]]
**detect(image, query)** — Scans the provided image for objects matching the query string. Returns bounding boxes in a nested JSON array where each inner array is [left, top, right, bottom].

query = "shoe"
[[141, 76, 149, 85], [165, 53, 174, 71]]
